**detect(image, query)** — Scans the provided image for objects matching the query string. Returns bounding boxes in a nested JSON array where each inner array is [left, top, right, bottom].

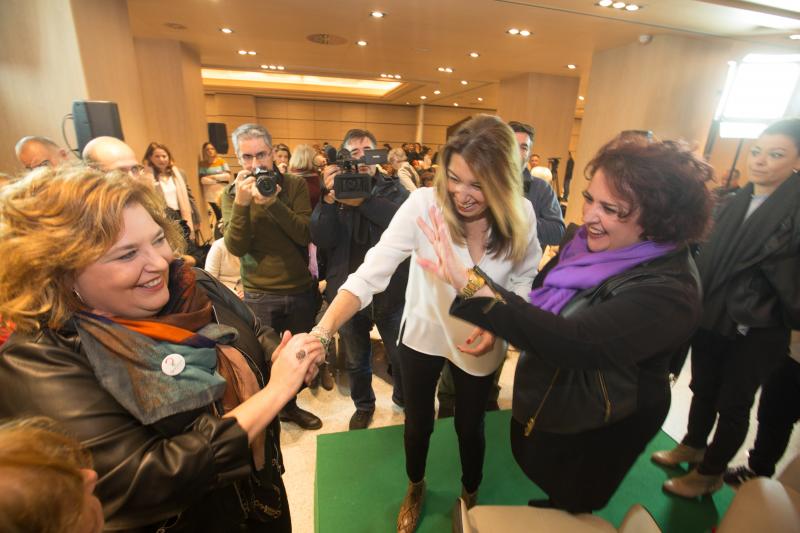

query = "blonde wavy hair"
[[0, 164, 185, 333], [434, 114, 528, 262]]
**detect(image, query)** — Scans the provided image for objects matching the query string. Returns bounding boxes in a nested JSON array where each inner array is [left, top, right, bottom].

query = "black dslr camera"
[[330, 148, 388, 200], [253, 167, 278, 196]]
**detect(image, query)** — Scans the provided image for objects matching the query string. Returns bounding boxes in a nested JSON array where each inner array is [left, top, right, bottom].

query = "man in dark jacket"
[[509, 121, 566, 247], [311, 129, 410, 430]]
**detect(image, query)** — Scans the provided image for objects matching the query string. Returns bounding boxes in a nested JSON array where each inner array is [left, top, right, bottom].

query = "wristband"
[[310, 324, 333, 352]]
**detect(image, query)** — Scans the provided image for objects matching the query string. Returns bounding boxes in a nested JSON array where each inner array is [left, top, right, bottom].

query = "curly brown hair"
[[585, 137, 713, 244]]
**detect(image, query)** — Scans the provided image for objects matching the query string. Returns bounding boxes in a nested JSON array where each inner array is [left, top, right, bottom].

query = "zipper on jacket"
[[524, 369, 560, 436], [598, 371, 611, 423]]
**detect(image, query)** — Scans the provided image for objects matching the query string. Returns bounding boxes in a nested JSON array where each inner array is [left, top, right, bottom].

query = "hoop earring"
[[73, 289, 85, 304]]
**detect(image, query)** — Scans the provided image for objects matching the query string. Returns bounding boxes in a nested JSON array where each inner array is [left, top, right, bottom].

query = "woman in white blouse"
[[314, 115, 540, 533], [204, 238, 242, 297], [143, 142, 197, 241]]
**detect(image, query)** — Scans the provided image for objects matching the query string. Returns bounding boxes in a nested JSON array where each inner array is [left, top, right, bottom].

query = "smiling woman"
[[0, 165, 324, 531]]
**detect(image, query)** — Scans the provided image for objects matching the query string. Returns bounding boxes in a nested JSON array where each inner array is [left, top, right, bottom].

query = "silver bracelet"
[[310, 324, 332, 352]]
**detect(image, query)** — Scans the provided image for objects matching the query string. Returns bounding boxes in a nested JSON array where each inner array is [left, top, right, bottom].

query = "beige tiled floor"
[[281, 340, 800, 533]]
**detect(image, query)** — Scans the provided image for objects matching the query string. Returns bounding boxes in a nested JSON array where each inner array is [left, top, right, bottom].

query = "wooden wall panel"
[[256, 98, 288, 118], [341, 103, 367, 122], [287, 100, 315, 120], [314, 101, 341, 121], [288, 119, 316, 139], [215, 94, 257, 117]]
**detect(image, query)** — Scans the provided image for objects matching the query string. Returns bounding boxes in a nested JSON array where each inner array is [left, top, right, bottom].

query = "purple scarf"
[[529, 226, 675, 314]]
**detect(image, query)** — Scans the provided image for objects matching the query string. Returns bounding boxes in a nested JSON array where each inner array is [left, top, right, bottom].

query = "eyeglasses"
[[240, 150, 272, 163], [25, 160, 52, 170], [117, 164, 146, 178]]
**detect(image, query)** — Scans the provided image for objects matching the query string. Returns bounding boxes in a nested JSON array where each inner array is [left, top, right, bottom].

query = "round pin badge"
[[161, 353, 186, 376]]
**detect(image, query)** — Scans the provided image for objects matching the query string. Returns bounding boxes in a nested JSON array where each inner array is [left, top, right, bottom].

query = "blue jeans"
[[338, 304, 403, 411]]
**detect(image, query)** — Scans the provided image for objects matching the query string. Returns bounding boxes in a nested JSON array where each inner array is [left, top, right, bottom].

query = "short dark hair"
[[342, 129, 377, 151], [508, 121, 535, 144], [585, 138, 713, 244], [762, 118, 800, 153]]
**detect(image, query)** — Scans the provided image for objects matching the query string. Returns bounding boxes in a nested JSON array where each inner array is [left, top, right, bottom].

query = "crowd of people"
[[0, 114, 798, 533]]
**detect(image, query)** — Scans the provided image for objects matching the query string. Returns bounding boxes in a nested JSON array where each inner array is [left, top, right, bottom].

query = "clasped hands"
[[270, 331, 325, 390], [416, 205, 496, 357]]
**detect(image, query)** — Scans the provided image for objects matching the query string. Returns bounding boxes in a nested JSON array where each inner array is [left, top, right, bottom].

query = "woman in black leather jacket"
[[416, 136, 713, 512], [653, 118, 800, 498], [0, 166, 324, 532]]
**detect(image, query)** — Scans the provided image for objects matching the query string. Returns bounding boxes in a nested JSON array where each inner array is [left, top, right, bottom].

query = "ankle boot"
[[651, 443, 705, 467], [460, 485, 478, 509], [397, 479, 425, 533], [663, 469, 723, 498]]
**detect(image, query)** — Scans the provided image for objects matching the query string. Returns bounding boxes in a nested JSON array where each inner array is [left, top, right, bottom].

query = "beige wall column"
[[134, 38, 208, 234], [70, 0, 149, 156], [497, 72, 580, 192], [564, 34, 736, 225], [0, 0, 88, 171]]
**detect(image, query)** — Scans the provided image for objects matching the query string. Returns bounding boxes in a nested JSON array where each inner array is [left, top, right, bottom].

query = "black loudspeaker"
[[208, 122, 229, 154], [72, 101, 124, 153]]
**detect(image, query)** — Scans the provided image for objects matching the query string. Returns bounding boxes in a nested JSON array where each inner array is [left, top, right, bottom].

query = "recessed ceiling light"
[[357, 40, 368, 46], [247, 51, 256, 55], [269, 65, 278, 70], [277, 66, 285, 70], [507, 28, 520, 35], [370, 11, 386, 18], [578, 95, 585, 100], [445, 67, 453, 73], [477, 97, 484, 102], [461, 80, 468, 85], [519, 30, 531, 37], [469, 52, 480, 58], [394, 74, 402, 79], [598, 0, 613, 6], [420, 95, 427, 100], [261, 64, 269, 69], [567, 64, 577, 69], [453, 103, 459, 107], [406, 101, 410, 105], [220, 27, 234, 34], [791, 34, 800, 40], [433, 89, 441, 95], [625, 4, 639, 10], [238, 50, 247, 55], [612, 1, 626, 8]]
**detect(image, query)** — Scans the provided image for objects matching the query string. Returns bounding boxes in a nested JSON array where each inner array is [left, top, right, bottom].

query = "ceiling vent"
[[307, 33, 347, 45]]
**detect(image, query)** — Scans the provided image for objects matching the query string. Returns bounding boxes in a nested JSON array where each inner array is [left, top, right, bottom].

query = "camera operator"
[[221, 123, 322, 431], [311, 129, 410, 430]]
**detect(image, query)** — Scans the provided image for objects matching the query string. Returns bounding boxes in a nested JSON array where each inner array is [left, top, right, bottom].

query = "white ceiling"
[[127, 0, 800, 111]]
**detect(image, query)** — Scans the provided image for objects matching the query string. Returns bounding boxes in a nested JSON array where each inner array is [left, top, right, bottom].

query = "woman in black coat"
[[416, 136, 713, 512], [0, 166, 324, 531], [653, 118, 800, 497]]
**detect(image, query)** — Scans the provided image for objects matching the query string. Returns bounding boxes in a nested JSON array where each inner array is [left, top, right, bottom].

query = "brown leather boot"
[[461, 485, 478, 509], [663, 469, 723, 498], [651, 443, 705, 467], [397, 479, 425, 533]]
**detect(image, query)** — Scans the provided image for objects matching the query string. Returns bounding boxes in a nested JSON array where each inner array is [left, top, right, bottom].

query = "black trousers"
[[398, 343, 495, 493], [683, 327, 790, 475], [749, 356, 800, 477]]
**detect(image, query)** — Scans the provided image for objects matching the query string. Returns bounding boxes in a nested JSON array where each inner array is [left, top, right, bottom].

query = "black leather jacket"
[[0, 270, 283, 532], [451, 235, 702, 431], [696, 176, 800, 337]]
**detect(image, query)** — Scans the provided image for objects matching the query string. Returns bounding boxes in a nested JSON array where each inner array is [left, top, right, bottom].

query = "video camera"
[[325, 147, 388, 200], [253, 167, 279, 196]]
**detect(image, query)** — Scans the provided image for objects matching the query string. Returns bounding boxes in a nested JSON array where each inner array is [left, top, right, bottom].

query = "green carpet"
[[315, 410, 734, 532]]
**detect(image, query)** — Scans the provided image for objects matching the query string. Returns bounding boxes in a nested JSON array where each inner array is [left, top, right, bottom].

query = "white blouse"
[[340, 187, 541, 376], [159, 175, 180, 211]]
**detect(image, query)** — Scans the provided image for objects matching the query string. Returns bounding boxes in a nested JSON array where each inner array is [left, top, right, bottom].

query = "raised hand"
[[416, 205, 468, 292]]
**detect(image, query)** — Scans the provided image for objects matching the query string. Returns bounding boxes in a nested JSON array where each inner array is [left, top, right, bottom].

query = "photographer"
[[221, 123, 323, 431], [310, 129, 410, 430]]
